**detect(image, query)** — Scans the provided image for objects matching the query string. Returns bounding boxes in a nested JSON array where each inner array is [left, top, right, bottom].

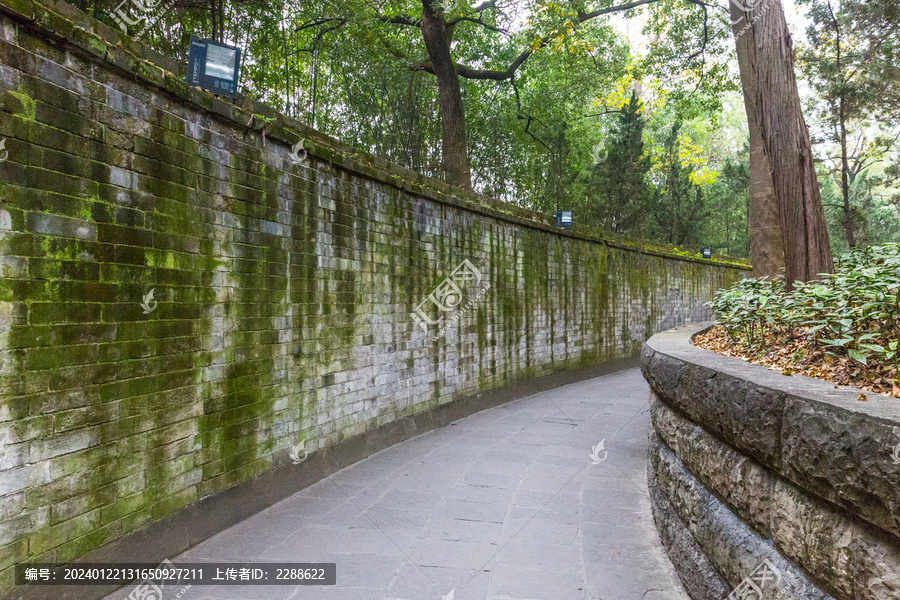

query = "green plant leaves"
[[709, 243, 900, 368], [848, 349, 868, 365]]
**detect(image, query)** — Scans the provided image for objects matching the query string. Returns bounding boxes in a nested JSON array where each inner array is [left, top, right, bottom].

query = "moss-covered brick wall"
[[0, 0, 750, 593]]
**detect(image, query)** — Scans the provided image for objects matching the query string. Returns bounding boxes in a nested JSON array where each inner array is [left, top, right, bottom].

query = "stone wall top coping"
[[0, 0, 750, 270], [646, 323, 900, 421], [643, 322, 900, 541]]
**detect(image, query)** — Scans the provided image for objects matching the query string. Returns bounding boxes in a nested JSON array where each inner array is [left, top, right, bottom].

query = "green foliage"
[[644, 120, 707, 246], [709, 275, 790, 347], [640, 0, 737, 119], [569, 91, 750, 258], [588, 90, 651, 235], [709, 244, 900, 365], [702, 152, 750, 258], [821, 171, 900, 254], [78, 0, 750, 258], [797, 0, 900, 250]]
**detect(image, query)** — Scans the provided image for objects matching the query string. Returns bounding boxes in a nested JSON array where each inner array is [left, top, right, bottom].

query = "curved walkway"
[[107, 368, 688, 600]]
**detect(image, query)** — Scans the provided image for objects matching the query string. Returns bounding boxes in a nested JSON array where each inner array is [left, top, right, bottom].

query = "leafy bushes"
[[708, 244, 900, 367]]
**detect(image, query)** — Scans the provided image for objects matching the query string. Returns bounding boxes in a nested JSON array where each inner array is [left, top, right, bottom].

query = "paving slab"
[[103, 369, 688, 600]]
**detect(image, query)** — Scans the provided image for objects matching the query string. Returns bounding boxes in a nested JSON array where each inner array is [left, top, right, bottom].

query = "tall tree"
[[646, 120, 708, 245], [419, 0, 472, 187], [821, 170, 900, 252], [731, 4, 784, 277], [591, 90, 651, 234], [798, 0, 900, 248], [292, 0, 717, 189], [730, 0, 833, 286], [705, 154, 751, 258]]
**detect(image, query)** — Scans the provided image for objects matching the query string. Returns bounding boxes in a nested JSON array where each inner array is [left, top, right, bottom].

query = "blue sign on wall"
[[186, 36, 241, 98], [556, 210, 574, 228]]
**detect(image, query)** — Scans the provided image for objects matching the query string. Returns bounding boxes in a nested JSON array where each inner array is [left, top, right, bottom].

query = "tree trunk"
[[732, 0, 834, 286], [832, 18, 855, 249], [420, 1, 472, 189], [210, 0, 217, 41], [749, 128, 786, 276], [838, 98, 855, 247], [732, 4, 785, 278]]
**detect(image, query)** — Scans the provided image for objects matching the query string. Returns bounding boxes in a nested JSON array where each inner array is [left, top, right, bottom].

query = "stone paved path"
[[105, 368, 688, 600]]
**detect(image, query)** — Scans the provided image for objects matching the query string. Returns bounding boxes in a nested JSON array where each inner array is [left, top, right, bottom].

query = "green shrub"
[[708, 244, 900, 366]]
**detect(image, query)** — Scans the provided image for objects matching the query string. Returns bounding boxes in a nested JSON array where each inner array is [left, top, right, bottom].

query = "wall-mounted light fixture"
[[186, 36, 241, 98]]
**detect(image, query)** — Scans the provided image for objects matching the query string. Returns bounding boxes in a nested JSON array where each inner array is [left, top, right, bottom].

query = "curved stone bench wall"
[[642, 324, 900, 600]]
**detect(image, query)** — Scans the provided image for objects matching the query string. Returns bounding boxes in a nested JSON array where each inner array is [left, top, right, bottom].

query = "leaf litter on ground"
[[694, 325, 899, 398]]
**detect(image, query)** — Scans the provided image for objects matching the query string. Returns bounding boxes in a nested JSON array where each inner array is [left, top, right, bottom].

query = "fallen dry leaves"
[[693, 326, 900, 399]]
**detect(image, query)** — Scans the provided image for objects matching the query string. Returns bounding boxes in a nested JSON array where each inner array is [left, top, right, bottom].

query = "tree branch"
[[682, 0, 709, 63], [428, 0, 712, 81], [510, 74, 550, 150], [583, 108, 626, 117], [576, 0, 658, 20], [447, 15, 508, 33], [473, 0, 500, 13], [377, 13, 421, 27], [295, 17, 346, 34]]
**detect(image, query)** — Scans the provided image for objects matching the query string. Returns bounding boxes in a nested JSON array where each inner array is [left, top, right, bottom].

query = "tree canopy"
[[77, 0, 900, 262]]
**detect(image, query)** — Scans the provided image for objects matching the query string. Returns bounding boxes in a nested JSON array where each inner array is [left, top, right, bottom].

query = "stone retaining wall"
[[643, 324, 900, 600]]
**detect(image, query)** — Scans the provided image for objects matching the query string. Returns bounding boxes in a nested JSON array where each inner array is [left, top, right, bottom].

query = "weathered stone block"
[[644, 324, 900, 600], [773, 478, 900, 600], [650, 434, 834, 600], [25, 212, 95, 240], [781, 395, 900, 538], [650, 390, 772, 535], [648, 432, 731, 600]]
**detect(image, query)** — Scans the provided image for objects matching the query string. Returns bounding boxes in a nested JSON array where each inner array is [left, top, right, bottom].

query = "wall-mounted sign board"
[[556, 210, 574, 228]]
